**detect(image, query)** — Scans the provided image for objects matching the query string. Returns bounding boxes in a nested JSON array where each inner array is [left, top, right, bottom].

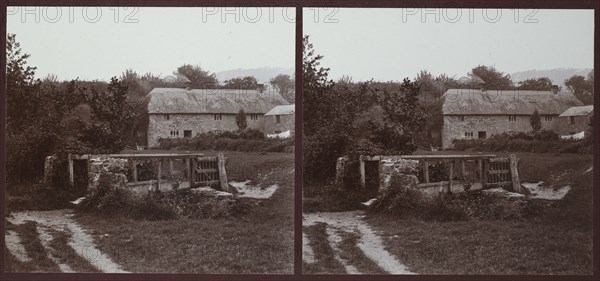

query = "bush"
[[157, 129, 292, 152], [371, 187, 534, 222], [77, 172, 247, 220], [452, 129, 590, 154]]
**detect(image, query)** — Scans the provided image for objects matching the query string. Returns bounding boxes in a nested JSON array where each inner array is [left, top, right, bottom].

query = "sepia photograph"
[[302, 8, 594, 275], [4, 7, 295, 274]]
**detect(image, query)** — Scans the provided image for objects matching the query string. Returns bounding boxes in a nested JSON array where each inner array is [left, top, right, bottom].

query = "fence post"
[[422, 160, 429, 183], [359, 156, 366, 189], [156, 159, 162, 193], [132, 160, 138, 182], [217, 153, 229, 192], [68, 154, 74, 187], [482, 159, 488, 189], [448, 161, 454, 194], [509, 154, 522, 193], [188, 158, 194, 188]]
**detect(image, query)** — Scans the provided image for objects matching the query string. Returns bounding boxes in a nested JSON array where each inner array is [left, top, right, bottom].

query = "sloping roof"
[[265, 104, 295, 116], [147, 88, 289, 114], [442, 89, 583, 115], [558, 105, 594, 117]]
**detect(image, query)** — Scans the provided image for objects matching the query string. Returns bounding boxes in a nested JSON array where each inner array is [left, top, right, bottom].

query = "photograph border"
[[1, 0, 598, 280]]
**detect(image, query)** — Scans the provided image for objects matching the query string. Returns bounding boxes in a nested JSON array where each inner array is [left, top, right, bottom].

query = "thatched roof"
[[442, 89, 583, 115], [265, 104, 295, 116], [147, 88, 289, 114], [559, 105, 594, 117]]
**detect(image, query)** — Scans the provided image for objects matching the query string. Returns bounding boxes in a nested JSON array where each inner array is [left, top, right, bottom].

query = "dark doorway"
[[364, 161, 380, 197], [478, 131, 487, 139], [184, 130, 192, 138], [72, 159, 89, 196]]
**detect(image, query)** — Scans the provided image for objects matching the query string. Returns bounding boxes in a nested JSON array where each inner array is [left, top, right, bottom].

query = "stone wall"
[[88, 157, 129, 191], [378, 157, 420, 198], [441, 114, 558, 149], [555, 113, 592, 135], [148, 113, 266, 147], [264, 114, 295, 136]]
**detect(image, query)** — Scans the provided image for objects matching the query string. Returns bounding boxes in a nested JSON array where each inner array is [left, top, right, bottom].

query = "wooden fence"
[[359, 154, 522, 194], [68, 153, 229, 192]]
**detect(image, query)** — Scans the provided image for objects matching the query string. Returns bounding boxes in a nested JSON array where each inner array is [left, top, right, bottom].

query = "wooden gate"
[[485, 154, 522, 193], [190, 155, 228, 190]]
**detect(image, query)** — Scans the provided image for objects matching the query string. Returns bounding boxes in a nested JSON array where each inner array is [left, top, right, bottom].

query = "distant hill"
[[216, 67, 294, 84], [511, 68, 592, 86]]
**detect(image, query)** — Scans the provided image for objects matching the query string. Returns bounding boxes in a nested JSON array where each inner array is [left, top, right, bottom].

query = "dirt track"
[[303, 211, 414, 274], [6, 209, 129, 273]]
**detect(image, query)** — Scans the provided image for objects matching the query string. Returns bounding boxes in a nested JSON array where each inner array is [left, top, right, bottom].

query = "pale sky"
[[7, 7, 295, 81], [304, 8, 594, 82]]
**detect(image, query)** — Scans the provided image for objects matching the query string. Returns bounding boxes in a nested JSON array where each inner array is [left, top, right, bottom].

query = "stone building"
[[264, 104, 295, 138], [440, 89, 583, 149], [556, 105, 594, 137], [147, 88, 289, 147]]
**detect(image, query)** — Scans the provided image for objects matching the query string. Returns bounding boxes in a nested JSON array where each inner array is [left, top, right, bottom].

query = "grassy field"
[[77, 150, 294, 273], [367, 151, 593, 274], [302, 151, 593, 275], [7, 150, 295, 274]]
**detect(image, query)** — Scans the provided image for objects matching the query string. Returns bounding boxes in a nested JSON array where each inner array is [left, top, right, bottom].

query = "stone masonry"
[[148, 113, 266, 147], [441, 114, 558, 149], [378, 157, 420, 198], [88, 157, 129, 191]]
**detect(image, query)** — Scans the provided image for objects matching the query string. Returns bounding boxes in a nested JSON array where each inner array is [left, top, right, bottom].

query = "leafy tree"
[[223, 76, 259, 90], [517, 77, 555, 91], [530, 109, 542, 132], [270, 74, 295, 103], [468, 65, 513, 90], [175, 64, 218, 89], [303, 36, 427, 182], [6, 33, 41, 131], [565, 74, 594, 105], [236, 108, 248, 131]]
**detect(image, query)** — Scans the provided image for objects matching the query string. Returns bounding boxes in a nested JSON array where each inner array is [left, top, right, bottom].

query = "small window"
[[276, 115, 281, 124], [250, 114, 259, 120], [544, 115, 553, 122], [464, 131, 473, 138], [184, 130, 192, 138], [214, 114, 222, 121], [458, 115, 465, 121], [169, 130, 179, 137], [166, 114, 170, 120], [478, 131, 487, 139], [569, 116, 575, 125], [508, 115, 517, 122]]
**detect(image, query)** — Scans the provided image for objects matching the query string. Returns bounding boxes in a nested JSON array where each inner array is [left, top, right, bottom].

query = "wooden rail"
[[359, 154, 522, 194], [68, 152, 230, 192]]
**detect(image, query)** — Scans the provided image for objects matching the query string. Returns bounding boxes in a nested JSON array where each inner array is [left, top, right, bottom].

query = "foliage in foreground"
[[370, 187, 544, 222], [77, 173, 249, 220]]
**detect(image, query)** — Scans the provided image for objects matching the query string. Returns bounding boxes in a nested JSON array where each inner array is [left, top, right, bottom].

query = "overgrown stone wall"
[[88, 157, 129, 191], [378, 158, 420, 198]]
